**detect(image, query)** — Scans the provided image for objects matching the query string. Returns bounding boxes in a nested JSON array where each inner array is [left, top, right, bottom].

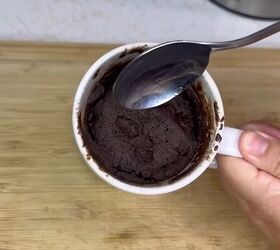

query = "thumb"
[[240, 130, 280, 178]]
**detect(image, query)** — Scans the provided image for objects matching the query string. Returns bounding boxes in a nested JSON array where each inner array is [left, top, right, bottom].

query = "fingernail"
[[243, 131, 269, 156]]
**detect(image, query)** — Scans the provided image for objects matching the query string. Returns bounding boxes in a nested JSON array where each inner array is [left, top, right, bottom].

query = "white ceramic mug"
[[72, 42, 242, 195]]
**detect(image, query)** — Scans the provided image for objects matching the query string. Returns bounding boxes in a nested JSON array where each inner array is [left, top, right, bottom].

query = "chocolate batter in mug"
[[73, 42, 242, 195], [79, 52, 212, 185]]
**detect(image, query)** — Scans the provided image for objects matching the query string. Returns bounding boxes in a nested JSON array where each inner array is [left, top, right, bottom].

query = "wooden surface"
[[0, 42, 279, 250]]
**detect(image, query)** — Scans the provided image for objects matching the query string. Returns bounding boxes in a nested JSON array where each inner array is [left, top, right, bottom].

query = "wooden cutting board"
[[0, 42, 279, 250]]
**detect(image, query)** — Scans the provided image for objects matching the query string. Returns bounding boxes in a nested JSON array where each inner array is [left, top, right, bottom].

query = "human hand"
[[217, 122, 280, 245]]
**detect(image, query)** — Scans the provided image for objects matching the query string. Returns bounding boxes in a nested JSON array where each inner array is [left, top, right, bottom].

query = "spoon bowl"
[[113, 42, 211, 109]]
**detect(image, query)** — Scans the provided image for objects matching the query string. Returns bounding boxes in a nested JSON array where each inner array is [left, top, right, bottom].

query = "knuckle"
[[270, 145, 280, 178], [274, 161, 280, 178]]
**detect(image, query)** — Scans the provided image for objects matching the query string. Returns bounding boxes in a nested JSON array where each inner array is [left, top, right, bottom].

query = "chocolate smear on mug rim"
[[77, 47, 215, 186]]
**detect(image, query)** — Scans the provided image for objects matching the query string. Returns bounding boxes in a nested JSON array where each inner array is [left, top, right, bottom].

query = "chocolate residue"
[[118, 45, 149, 59], [214, 145, 219, 151], [215, 133, 222, 143], [92, 69, 100, 80], [78, 48, 213, 185], [219, 123, 223, 130], [214, 101, 219, 125]]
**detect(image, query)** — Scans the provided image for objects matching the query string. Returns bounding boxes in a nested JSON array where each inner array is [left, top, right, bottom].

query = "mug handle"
[[209, 126, 242, 169]]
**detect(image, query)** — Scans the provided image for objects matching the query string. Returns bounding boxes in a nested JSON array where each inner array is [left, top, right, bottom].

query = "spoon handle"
[[210, 20, 280, 51]]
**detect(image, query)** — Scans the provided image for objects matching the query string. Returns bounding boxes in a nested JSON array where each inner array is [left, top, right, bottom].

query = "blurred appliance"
[[211, 0, 280, 19]]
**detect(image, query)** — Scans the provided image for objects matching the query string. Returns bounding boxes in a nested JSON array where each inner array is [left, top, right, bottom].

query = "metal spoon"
[[113, 21, 280, 109]]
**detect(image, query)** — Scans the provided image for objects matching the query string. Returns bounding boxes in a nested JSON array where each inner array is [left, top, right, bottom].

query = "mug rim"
[[72, 42, 224, 195]]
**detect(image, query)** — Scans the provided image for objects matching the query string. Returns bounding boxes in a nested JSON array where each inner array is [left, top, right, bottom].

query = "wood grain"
[[0, 41, 279, 250]]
